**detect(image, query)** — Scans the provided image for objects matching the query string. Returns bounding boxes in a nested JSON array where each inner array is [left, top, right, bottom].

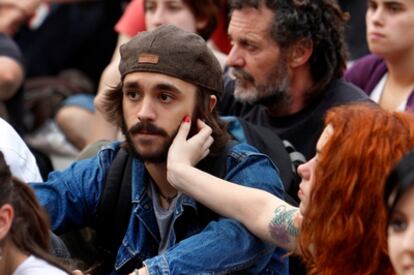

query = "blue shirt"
[[31, 142, 288, 274]]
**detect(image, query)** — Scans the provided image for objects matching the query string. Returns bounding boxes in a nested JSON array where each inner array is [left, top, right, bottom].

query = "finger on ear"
[[176, 116, 191, 140]]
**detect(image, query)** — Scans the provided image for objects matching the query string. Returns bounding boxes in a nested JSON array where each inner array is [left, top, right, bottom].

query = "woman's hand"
[[167, 117, 213, 187], [168, 117, 214, 167]]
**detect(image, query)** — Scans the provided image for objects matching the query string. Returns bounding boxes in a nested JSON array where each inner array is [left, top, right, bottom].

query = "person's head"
[[366, 0, 414, 59], [102, 25, 230, 163], [384, 151, 414, 275], [144, 0, 221, 40], [297, 103, 414, 274], [0, 151, 69, 273], [226, 0, 348, 107]]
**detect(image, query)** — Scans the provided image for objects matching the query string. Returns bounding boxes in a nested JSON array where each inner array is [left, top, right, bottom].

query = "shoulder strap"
[[94, 140, 237, 271], [94, 148, 133, 268], [228, 118, 303, 205]]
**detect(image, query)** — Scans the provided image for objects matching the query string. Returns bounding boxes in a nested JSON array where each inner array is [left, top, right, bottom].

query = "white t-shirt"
[[370, 73, 408, 111], [13, 255, 68, 275], [0, 118, 43, 182]]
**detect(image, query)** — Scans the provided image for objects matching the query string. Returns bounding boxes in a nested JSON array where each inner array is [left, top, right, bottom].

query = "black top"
[[219, 73, 371, 160]]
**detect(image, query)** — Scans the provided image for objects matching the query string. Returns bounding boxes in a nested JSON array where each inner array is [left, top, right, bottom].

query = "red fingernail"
[[183, 115, 190, 123]]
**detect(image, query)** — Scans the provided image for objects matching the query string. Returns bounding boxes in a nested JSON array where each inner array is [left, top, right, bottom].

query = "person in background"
[[0, 31, 24, 133], [384, 151, 414, 275], [0, 0, 42, 36], [219, 0, 369, 203], [15, 0, 123, 157], [0, 150, 70, 275], [345, 0, 414, 111], [0, 117, 42, 182], [167, 103, 414, 274]]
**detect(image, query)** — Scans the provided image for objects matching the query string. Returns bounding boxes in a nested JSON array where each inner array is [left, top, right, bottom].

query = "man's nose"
[[226, 45, 245, 68], [137, 99, 156, 121]]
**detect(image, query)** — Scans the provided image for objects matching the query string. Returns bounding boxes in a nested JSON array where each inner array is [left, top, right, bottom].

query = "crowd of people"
[[0, 0, 413, 274]]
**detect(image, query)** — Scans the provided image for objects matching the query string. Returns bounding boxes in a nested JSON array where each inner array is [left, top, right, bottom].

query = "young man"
[[30, 25, 287, 274], [57, 0, 227, 149]]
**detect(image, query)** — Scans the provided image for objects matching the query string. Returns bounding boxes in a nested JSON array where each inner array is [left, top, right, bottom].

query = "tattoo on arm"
[[268, 205, 299, 244]]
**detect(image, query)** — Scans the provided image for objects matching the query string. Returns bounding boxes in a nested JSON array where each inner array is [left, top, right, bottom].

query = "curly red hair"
[[299, 103, 414, 275]]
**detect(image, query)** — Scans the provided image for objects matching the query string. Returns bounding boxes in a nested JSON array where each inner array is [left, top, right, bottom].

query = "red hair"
[[299, 104, 414, 275]]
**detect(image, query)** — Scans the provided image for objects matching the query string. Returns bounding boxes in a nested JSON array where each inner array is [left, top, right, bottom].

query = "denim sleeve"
[[29, 149, 114, 233], [144, 149, 287, 274]]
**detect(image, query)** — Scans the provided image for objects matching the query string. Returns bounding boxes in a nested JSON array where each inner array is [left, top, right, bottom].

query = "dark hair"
[[184, 0, 222, 40], [0, 151, 71, 273], [384, 151, 414, 219], [101, 83, 230, 155], [144, 0, 222, 40], [229, 0, 349, 93]]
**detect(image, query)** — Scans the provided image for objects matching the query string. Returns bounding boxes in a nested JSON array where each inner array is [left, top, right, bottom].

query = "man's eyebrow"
[[123, 81, 142, 90], [154, 83, 182, 94]]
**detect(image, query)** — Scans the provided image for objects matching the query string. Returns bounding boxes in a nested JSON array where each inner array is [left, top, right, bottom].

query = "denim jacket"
[[31, 142, 288, 274]]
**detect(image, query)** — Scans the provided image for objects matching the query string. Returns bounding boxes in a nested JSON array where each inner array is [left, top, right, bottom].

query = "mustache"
[[229, 67, 254, 83], [128, 122, 168, 136]]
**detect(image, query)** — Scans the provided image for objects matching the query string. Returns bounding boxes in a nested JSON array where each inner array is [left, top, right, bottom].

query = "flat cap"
[[119, 25, 223, 96]]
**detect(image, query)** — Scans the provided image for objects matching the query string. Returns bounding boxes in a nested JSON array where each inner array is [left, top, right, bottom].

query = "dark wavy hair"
[[144, 0, 222, 40], [298, 104, 414, 275], [229, 0, 349, 94], [0, 151, 71, 273], [101, 83, 230, 155]]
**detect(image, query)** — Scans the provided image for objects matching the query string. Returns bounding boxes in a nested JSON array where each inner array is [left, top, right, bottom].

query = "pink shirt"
[[115, 0, 145, 37]]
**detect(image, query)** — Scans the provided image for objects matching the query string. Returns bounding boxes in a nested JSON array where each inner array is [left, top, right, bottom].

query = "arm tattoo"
[[268, 205, 300, 245]]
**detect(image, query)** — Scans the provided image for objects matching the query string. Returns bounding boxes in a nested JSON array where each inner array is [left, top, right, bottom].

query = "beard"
[[121, 121, 178, 164], [230, 56, 291, 107]]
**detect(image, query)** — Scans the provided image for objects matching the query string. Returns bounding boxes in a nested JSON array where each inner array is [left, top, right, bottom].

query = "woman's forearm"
[[168, 163, 300, 251]]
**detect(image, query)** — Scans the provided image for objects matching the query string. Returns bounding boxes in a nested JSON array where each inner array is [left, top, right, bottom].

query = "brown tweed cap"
[[119, 25, 223, 96]]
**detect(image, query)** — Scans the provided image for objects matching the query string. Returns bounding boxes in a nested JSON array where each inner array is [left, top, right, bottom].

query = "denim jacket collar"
[[115, 158, 199, 271]]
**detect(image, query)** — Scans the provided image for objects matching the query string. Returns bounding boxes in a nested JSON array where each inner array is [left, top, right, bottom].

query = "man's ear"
[[209, 95, 217, 112], [0, 204, 13, 241], [289, 38, 313, 68]]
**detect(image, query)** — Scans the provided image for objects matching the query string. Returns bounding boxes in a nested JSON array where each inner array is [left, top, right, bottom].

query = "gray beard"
[[231, 58, 291, 106], [234, 75, 291, 107]]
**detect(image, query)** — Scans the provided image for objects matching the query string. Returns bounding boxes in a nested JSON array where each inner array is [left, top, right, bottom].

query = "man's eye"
[[127, 92, 140, 101], [159, 93, 173, 103], [241, 41, 257, 52]]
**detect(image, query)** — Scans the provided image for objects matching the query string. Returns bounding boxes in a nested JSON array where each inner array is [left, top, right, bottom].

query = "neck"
[[385, 51, 414, 87], [267, 65, 314, 116], [145, 162, 178, 208], [0, 241, 29, 275]]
